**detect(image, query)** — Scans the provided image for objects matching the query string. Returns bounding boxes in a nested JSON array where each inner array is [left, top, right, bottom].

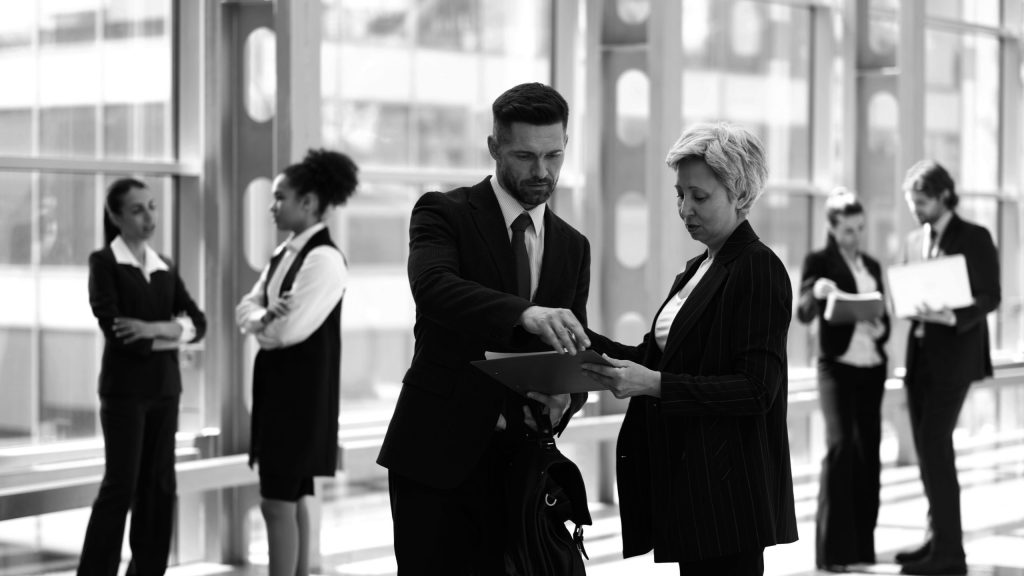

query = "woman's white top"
[[110, 235, 196, 346], [836, 253, 883, 367], [655, 255, 714, 351], [235, 222, 348, 350]]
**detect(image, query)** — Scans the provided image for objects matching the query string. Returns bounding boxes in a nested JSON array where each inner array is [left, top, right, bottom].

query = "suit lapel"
[[905, 228, 926, 264], [824, 240, 857, 293], [468, 178, 518, 295], [658, 260, 728, 369], [656, 220, 759, 369], [532, 209, 566, 304], [937, 213, 964, 256]]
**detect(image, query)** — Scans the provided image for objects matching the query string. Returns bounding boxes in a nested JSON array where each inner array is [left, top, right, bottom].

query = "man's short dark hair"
[[903, 160, 958, 209], [492, 83, 569, 142]]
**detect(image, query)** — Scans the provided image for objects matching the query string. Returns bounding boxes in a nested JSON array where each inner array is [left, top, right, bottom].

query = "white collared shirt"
[[836, 254, 883, 367], [235, 222, 348, 350], [654, 255, 714, 351], [111, 235, 168, 282], [923, 210, 953, 259], [110, 235, 195, 344], [490, 176, 546, 299]]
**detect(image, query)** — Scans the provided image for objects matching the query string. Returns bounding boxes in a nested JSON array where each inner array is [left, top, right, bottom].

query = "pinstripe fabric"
[[589, 220, 798, 563]]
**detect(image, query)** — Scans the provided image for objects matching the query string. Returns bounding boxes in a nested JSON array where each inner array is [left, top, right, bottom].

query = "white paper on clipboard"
[[886, 254, 974, 318]]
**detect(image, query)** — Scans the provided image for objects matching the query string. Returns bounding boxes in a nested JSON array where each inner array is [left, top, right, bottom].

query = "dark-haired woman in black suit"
[[235, 149, 358, 576], [797, 189, 889, 572], [78, 178, 207, 576]]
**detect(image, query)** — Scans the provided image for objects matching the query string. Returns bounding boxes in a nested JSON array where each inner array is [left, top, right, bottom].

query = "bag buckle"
[[573, 524, 589, 560]]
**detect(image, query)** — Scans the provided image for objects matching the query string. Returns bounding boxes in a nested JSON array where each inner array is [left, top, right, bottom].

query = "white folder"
[[886, 254, 974, 319]]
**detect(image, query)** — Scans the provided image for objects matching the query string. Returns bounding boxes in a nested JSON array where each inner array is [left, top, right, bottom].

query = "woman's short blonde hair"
[[665, 122, 768, 216]]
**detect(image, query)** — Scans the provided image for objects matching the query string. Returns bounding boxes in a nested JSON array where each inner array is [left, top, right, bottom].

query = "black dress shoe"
[[899, 556, 967, 575], [895, 542, 932, 564]]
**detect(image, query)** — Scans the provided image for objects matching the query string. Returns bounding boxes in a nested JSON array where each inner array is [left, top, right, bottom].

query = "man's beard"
[[500, 172, 556, 208]]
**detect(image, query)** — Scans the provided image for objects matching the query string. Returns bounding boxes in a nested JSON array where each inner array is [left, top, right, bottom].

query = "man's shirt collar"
[[490, 176, 546, 234], [930, 210, 953, 239]]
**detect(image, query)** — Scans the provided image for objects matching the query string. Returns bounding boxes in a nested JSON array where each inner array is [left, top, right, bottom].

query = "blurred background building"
[[0, 0, 1022, 574]]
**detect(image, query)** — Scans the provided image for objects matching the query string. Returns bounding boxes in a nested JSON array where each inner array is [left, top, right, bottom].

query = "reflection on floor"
[[16, 444, 1024, 576]]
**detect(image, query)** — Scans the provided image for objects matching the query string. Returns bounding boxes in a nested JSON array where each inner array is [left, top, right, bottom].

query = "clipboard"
[[886, 254, 974, 318], [471, 349, 613, 395], [823, 291, 884, 325]]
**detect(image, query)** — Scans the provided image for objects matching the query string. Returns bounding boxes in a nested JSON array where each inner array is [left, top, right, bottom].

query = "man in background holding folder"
[[377, 83, 593, 574], [894, 160, 1001, 575]]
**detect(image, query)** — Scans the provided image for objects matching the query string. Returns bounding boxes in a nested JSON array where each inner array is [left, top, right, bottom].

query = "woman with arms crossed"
[[236, 149, 357, 576], [79, 178, 207, 575]]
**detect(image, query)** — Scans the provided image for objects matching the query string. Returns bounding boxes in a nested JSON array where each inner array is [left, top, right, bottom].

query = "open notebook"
[[823, 290, 884, 325]]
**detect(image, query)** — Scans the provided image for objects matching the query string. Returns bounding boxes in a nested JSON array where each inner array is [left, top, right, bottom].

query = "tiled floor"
[[13, 444, 1024, 576]]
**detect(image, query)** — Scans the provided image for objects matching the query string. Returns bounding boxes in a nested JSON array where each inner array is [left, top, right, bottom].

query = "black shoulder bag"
[[504, 405, 592, 575]]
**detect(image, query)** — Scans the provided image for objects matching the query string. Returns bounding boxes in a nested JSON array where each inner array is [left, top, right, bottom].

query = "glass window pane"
[[0, 328, 33, 444], [0, 110, 32, 155], [322, 0, 552, 171], [926, 0, 1001, 27], [0, 0, 173, 160], [0, 172, 33, 265], [956, 195, 998, 234], [320, 0, 555, 438], [244, 27, 277, 123], [998, 199, 1021, 354], [681, 0, 812, 182], [38, 173, 98, 266], [746, 191, 812, 367], [0, 3, 34, 49], [924, 30, 1000, 193], [0, 171, 175, 448], [346, 214, 409, 266], [41, 331, 99, 440]]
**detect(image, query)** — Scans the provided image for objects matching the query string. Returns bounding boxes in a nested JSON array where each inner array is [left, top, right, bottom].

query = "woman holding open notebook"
[[796, 188, 890, 572]]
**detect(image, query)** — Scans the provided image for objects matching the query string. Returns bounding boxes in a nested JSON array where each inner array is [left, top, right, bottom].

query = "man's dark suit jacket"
[[903, 214, 1000, 384], [88, 247, 207, 398], [588, 221, 798, 563], [797, 237, 890, 361], [377, 177, 591, 490]]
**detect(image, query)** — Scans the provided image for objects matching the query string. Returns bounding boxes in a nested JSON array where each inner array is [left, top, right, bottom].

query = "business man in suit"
[[797, 190, 889, 571], [582, 123, 798, 575], [376, 83, 593, 574], [893, 161, 1000, 575]]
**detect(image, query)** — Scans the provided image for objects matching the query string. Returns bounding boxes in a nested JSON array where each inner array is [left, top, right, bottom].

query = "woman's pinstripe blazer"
[[588, 220, 798, 563]]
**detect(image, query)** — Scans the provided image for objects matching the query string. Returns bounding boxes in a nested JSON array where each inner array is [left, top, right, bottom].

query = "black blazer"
[[797, 237, 890, 362], [377, 177, 591, 489], [88, 246, 206, 398], [903, 214, 1000, 384], [589, 221, 798, 562]]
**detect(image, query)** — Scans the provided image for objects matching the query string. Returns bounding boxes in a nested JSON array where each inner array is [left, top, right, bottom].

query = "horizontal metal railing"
[[1, 362, 1022, 522]]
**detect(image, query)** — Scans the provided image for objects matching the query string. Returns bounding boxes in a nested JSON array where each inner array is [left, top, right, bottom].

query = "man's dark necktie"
[[511, 213, 532, 300], [928, 226, 938, 259]]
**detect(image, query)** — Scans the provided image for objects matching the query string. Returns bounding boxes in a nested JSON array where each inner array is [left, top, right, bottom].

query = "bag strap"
[[527, 400, 553, 437]]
